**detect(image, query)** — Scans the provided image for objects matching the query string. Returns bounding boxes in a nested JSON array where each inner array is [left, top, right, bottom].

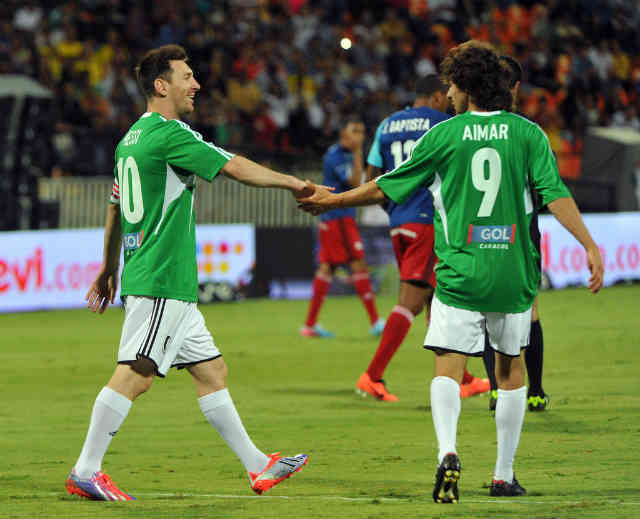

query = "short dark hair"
[[135, 44, 188, 99], [341, 113, 364, 128], [440, 40, 512, 111], [500, 55, 523, 88], [415, 74, 447, 97]]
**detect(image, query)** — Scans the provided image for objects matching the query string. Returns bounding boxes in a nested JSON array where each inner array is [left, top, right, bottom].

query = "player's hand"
[[297, 182, 337, 215], [86, 269, 118, 314], [586, 245, 604, 294], [292, 180, 335, 200], [290, 178, 315, 199]]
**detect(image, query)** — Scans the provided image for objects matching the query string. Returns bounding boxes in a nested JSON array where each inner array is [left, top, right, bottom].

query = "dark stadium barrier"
[[579, 127, 640, 212], [0, 76, 55, 231], [252, 226, 398, 300]]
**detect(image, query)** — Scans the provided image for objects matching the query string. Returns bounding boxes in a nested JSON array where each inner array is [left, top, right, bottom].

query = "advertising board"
[[0, 224, 255, 312]]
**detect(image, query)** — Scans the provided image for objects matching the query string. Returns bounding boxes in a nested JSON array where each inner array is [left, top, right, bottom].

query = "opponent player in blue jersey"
[[356, 75, 490, 401], [301, 116, 385, 338]]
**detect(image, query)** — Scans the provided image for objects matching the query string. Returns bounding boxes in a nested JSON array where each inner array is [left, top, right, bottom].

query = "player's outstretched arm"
[[86, 203, 122, 313], [547, 197, 604, 293], [366, 164, 382, 182], [221, 155, 311, 198], [298, 179, 386, 215]]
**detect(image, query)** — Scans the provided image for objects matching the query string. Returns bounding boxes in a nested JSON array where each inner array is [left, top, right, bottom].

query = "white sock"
[[494, 385, 527, 483], [74, 387, 132, 479], [199, 388, 269, 474], [430, 376, 461, 464]]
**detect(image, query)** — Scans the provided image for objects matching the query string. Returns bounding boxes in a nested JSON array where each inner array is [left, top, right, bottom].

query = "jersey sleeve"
[[375, 130, 439, 205], [528, 125, 571, 206], [110, 169, 120, 205], [164, 120, 234, 181], [366, 121, 385, 168]]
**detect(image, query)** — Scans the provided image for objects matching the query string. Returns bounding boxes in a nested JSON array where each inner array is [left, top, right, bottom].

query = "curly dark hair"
[[135, 44, 188, 99], [500, 55, 523, 89], [440, 41, 512, 111]]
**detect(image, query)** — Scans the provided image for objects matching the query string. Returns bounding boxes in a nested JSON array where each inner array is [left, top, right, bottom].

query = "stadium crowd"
[[2, 0, 640, 177]]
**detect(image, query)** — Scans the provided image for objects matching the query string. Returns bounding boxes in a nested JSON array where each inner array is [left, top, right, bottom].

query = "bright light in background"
[[340, 37, 352, 50]]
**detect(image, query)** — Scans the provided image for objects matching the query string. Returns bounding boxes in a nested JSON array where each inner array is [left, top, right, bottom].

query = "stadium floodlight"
[[340, 37, 352, 50]]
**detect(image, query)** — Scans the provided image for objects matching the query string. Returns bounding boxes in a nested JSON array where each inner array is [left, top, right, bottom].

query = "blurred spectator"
[[612, 105, 640, 132], [589, 40, 613, 82], [13, 1, 43, 33], [1, 0, 638, 179]]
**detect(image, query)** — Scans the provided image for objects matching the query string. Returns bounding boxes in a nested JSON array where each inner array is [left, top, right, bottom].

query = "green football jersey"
[[112, 112, 233, 302], [377, 111, 571, 313]]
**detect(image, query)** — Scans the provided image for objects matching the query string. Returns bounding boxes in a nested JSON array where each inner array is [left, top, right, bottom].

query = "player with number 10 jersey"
[[377, 110, 571, 313], [111, 112, 232, 302]]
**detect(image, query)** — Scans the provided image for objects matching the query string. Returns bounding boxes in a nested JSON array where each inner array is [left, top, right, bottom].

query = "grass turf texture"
[[1, 285, 639, 518]]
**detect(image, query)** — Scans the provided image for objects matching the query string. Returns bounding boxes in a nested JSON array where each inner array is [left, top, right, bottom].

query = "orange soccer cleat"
[[65, 469, 135, 501], [249, 453, 308, 495], [460, 377, 491, 399], [355, 372, 399, 402]]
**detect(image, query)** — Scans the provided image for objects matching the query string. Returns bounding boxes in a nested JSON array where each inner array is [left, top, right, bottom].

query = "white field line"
[[14, 492, 638, 506], [135, 493, 640, 505]]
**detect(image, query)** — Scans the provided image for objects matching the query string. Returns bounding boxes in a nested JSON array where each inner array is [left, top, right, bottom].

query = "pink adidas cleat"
[[66, 469, 135, 501], [249, 453, 308, 495]]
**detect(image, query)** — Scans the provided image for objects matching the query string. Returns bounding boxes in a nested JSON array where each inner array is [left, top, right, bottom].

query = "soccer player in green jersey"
[[484, 55, 550, 413], [298, 41, 603, 503], [65, 45, 309, 501]]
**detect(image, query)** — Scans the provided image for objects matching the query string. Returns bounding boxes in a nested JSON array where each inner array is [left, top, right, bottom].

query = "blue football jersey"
[[367, 106, 450, 227], [320, 143, 358, 222]]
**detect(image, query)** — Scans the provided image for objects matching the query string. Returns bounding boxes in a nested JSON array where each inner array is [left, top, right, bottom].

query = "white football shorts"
[[118, 295, 221, 377], [425, 295, 532, 357]]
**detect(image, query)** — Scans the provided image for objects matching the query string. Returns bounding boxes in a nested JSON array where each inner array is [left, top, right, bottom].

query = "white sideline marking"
[[22, 492, 640, 506], [132, 493, 639, 506]]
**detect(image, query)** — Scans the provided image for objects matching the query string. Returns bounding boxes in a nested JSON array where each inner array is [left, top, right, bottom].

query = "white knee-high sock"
[[199, 388, 269, 474], [430, 376, 461, 464], [494, 385, 527, 483], [74, 387, 132, 479]]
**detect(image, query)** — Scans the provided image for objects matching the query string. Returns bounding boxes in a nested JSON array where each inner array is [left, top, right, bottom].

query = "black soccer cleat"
[[527, 393, 549, 412], [433, 453, 461, 503], [490, 474, 527, 497]]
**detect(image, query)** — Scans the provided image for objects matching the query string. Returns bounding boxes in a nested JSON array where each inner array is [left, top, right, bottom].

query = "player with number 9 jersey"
[[111, 112, 233, 302], [377, 110, 571, 313]]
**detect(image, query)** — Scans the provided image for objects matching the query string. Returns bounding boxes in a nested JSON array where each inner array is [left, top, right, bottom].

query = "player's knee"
[[130, 358, 156, 382], [214, 359, 229, 383], [317, 264, 332, 277], [495, 353, 525, 388], [111, 361, 154, 400], [350, 260, 367, 273], [406, 301, 424, 316], [195, 358, 228, 392], [495, 362, 510, 383]]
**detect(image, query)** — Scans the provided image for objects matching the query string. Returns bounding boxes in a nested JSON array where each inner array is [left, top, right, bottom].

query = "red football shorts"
[[317, 217, 365, 265], [391, 223, 437, 288]]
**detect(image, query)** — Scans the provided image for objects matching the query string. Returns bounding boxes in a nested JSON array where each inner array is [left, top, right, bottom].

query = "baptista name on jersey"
[[382, 117, 433, 134], [462, 123, 509, 141]]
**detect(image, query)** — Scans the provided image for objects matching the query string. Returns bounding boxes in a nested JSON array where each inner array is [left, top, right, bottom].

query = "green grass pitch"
[[1, 285, 639, 518]]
